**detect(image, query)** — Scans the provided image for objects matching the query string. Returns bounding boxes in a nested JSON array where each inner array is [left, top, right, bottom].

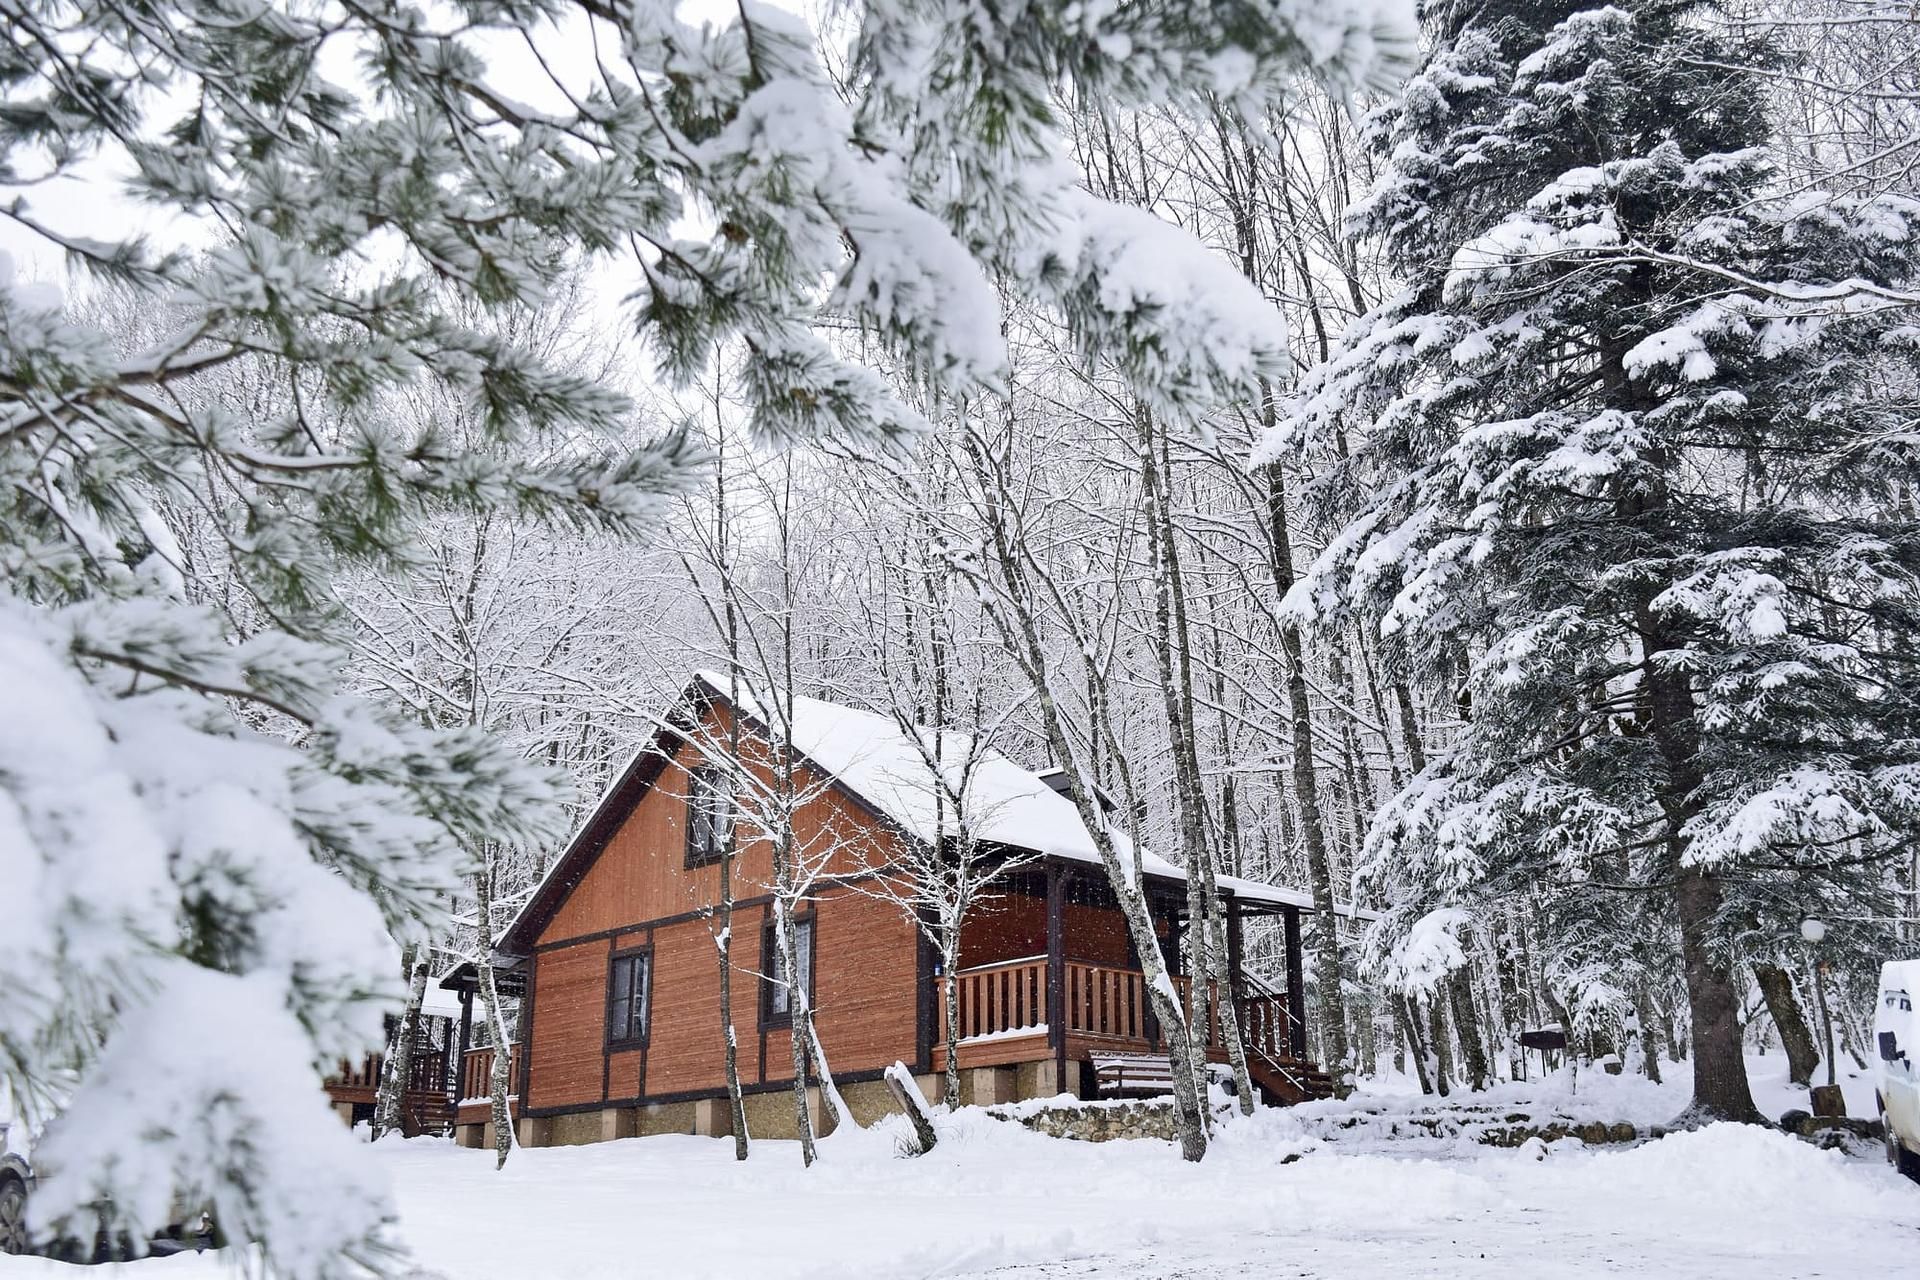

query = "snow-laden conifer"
[[1267, 0, 1920, 1122]]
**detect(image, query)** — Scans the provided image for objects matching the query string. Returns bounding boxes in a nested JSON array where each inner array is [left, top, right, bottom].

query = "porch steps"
[[1245, 1053, 1335, 1106], [1091, 1051, 1335, 1107], [1092, 1053, 1176, 1096]]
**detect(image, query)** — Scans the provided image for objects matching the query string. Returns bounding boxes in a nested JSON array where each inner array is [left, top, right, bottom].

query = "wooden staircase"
[[1091, 1047, 1335, 1107], [1243, 1048, 1336, 1106]]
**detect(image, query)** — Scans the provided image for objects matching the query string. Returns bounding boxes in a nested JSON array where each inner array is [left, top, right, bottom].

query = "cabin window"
[[607, 950, 651, 1048], [684, 765, 733, 867], [762, 914, 814, 1024]]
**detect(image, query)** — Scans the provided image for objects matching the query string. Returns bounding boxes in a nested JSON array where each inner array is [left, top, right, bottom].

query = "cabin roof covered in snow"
[[500, 673, 1374, 955]]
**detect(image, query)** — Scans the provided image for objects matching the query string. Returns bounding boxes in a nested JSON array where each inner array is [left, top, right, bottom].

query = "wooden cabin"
[[484, 673, 1354, 1148]]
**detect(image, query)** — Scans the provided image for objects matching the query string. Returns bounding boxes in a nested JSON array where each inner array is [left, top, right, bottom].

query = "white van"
[[1878, 960, 1920, 1180]]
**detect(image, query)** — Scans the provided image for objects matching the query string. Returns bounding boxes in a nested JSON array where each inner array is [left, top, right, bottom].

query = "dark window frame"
[[606, 947, 652, 1050], [760, 910, 816, 1028], [683, 764, 733, 868]]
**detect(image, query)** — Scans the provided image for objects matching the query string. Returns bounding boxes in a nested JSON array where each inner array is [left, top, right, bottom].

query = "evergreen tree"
[[3, 0, 1413, 1270], [1266, 0, 1920, 1122]]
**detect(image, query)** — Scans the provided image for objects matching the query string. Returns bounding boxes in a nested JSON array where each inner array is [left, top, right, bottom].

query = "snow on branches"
[[4, 0, 1425, 1265]]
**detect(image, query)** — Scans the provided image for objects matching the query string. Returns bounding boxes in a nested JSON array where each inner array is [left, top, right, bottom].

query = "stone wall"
[[989, 1099, 1177, 1143]]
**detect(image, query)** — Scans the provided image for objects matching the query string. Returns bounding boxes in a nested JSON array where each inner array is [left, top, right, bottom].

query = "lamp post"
[[1801, 917, 1840, 1113]]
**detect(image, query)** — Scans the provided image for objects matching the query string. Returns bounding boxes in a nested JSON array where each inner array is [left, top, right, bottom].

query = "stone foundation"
[[508, 1060, 1089, 1150]]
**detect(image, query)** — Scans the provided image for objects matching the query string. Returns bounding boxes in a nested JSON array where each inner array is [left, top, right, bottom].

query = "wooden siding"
[[542, 707, 895, 943], [801, 886, 919, 1072], [960, 890, 1133, 968], [641, 913, 752, 1096], [525, 701, 922, 1111], [526, 939, 610, 1109]]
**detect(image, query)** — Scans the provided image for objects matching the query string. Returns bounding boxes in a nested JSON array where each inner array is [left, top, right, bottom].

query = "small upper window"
[[685, 765, 733, 867], [607, 951, 650, 1047], [765, 915, 814, 1022]]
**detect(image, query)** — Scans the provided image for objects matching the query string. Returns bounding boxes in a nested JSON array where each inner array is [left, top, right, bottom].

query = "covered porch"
[[322, 962, 526, 1139], [931, 854, 1329, 1105]]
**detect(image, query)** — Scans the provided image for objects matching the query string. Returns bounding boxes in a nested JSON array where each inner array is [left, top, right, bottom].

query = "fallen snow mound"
[[1593, 1121, 1915, 1219]]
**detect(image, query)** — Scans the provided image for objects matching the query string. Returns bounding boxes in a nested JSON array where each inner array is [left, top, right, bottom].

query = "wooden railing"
[[939, 956, 1046, 1041], [1065, 962, 1148, 1041], [333, 1046, 449, 1096], [459, 1043, 523, 1101], [1175, 977, 1297, 1057], [1236, 991, 1294, 1060], [940, 959, 1298, 1059]]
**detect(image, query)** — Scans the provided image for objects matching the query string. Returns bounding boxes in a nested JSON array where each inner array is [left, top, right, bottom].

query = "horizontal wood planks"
[[641, 914, 748, 1096], [543, 705, 896, 942], [526, 939, 611, 1108], [524, 701, 923, 1112], [959, 892, 1134, 969]]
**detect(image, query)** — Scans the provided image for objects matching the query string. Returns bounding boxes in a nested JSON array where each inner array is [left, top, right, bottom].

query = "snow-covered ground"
[[4, 1057, 1915, 1279]]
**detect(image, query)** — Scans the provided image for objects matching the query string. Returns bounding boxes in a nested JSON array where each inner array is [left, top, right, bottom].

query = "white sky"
[[0, 0, 775, 285]]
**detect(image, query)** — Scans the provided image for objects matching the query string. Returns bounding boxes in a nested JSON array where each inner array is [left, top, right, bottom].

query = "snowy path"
[[4, 1065, 1917, 1279], [963, 1152, 1900, 1279]]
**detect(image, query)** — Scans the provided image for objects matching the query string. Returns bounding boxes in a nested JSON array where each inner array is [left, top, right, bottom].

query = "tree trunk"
[[1398, 994, 1435, 1094], [1633, 986, 1665, 1086], [775, 901, 818, 1165], [1674, 869, 1762, 1123], [372, 942, 431, 1141], [943, 959, 962, 1110], [709, 417, 752, 1161], [804, 1014, 846, 1131], [1493, 915, 1528, 1081], [1635, 446, 1762, 1124], [1135, 404, 1234, 1125], [1427, 993, 1454, 1097], [1448, 967, 1492, 1092], [1262, 465, 1353, 1091], [472, 862, 517, 1168], [1753, 963, 1819, 1086]]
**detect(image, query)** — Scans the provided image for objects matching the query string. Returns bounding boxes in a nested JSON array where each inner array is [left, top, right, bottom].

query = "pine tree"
[[1268, 0, 1920, 1123], [3, 0, 1413, 1269]]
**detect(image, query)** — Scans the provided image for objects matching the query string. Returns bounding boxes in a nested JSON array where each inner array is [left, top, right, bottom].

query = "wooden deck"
[[452, 1043, 522, 1128], [932, 957, 1331, 1103], [326, 1043, 523, 1133]]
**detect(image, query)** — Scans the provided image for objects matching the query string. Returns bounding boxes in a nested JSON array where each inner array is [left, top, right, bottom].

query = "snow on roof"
[[689, 672, 1377, 920], [420, 976, 465, 1021]]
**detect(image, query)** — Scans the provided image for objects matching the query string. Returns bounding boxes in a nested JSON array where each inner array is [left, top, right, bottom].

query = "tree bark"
[[1673, 869, 1762, 1123], [1493, 914, 1528, 1080], [1427, 992, 1454, 1097], [1263, 463, 1352, 1090], [372, 941, 431, 1141], [1753, 963, 1819, 1087], [942, 957, 962, 1109], [1448, 967, 1492, 1092], [775, 900, 818, 1164], [1633, 425, 1762, 1123], [1633, 986, 1665, 1085], [1398, 994, 1435, 1094], [472, 860, 518, 1168]]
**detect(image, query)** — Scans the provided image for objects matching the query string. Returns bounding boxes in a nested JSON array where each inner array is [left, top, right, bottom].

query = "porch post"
[[1283, 905, 1307, 1060], [1045, 856, 1066, 1092], [452, 984, 475, 1110], [1226, 894, 1245, 1003]]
